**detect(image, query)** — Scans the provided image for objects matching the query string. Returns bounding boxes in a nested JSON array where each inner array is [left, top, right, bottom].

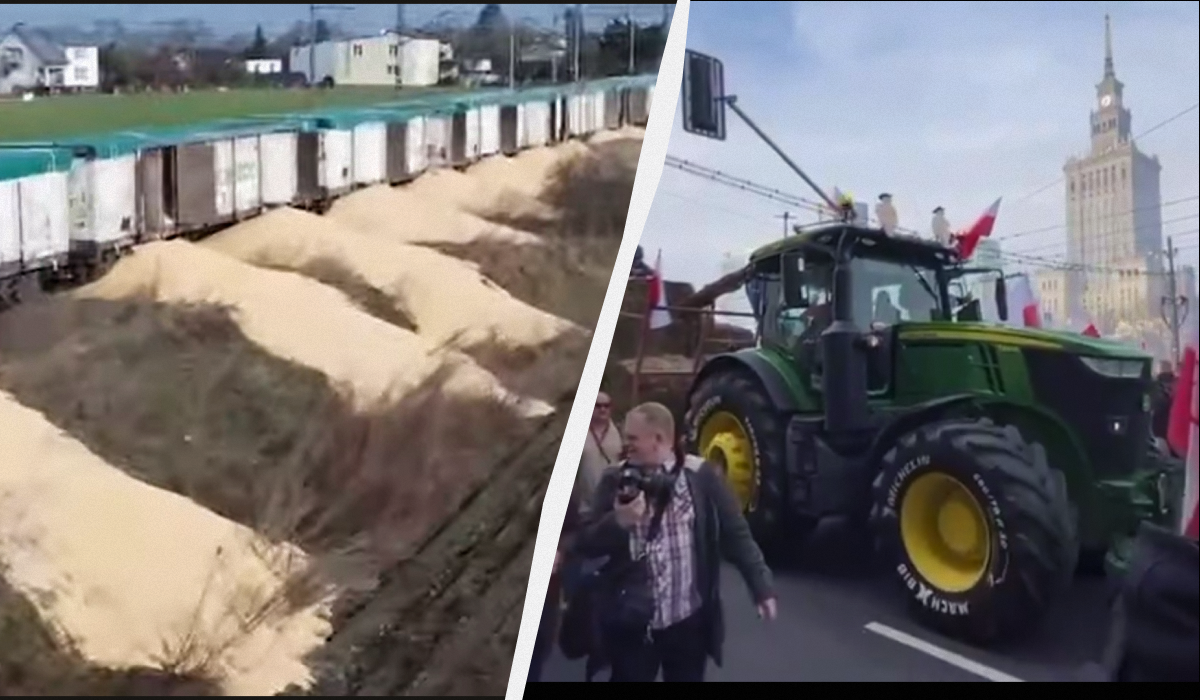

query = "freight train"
[[0, 76, 655, 306]]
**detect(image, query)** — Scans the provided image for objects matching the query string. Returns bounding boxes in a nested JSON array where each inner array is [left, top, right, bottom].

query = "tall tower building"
[[1062, 15, 1165, 330]]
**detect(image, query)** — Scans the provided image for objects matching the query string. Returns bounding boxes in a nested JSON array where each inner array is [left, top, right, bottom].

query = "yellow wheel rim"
[[899, 472, 991, 593], [697, 411, 756, 512]]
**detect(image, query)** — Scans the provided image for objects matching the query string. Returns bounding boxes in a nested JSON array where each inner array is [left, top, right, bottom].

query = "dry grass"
[[0, 297, 533, 566], [428, 138, 640, 329], [0, 569, 218, 696]]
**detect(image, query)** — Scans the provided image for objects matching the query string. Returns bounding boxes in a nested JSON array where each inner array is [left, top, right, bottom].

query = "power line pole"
[[395, 4, 404, 91], [627, 5, 636, 74], [1161, 236, 1190, 367], [574, 4, 583, 82], [509, 28, 516, 88], [776, 212, 793, 238]]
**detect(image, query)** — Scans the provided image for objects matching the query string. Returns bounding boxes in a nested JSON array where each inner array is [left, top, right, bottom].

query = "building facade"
[[290, 32, 440, 87], [1062, 16, 1166, 334]]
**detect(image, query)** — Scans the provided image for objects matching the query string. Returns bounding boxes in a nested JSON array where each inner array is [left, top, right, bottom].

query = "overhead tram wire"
[[996, 195, 1200, 245], [1009, 101, 1200, 205], [664, 156, 1200, 278]]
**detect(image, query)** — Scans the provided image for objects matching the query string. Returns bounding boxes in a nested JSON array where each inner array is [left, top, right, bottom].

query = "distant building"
[[289, 31, 440, 87], [1, 24, 65, 93], [62, 45, 99, 89], [1035, 269, 1071, 328], [244, 58, 284, 75], [1062, 16, 1166, 332]]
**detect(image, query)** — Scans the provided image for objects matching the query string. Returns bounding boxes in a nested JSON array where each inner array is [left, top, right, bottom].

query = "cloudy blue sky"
[[643, 1, 1199, 297]]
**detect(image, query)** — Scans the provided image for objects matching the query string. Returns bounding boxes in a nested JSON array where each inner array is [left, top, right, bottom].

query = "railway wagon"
[[424, 109, 453, 169], [0, 148, 71, 285]]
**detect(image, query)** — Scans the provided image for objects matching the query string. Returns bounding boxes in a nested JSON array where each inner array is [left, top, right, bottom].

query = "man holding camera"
[[573, 402, 776, 682]]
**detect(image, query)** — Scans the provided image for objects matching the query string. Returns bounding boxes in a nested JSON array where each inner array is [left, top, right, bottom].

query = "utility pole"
[[627, 5, 636, 74], [776, 212, 793, 238], [574, 4, 583, 82], [1161, 236, 1191, 367], [395, 4, 405, 91], [308, 4, 354, 87], [509, 29, 516, 88]]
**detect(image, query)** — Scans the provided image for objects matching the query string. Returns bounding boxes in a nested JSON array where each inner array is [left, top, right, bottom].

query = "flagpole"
[[630, 250, 662, 408]]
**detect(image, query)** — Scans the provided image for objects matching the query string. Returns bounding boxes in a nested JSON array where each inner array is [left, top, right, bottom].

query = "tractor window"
[[852, 257, 943, 325], [777, 257, 833, 351]]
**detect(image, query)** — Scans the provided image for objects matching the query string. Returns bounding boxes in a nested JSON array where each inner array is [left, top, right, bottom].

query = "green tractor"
[[685, 223, 1177, 645], [678, 50, 1180, 646]]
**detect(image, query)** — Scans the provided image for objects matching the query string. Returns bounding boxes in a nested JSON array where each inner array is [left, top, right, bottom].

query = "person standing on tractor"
[[931, 206, 952, 246], [573, 402, 776, 682], [875, 193, 899, 235], [575, 392, 623, 519]]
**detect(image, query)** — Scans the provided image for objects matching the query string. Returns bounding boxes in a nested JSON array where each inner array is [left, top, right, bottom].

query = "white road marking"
[[864, 622, 1025, 683]]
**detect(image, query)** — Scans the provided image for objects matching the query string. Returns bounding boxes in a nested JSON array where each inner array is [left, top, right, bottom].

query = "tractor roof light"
[[1080, 357, 1145, 380]]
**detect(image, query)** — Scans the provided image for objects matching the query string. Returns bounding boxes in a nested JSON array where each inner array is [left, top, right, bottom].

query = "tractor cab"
[[749, 223, 972, 402]]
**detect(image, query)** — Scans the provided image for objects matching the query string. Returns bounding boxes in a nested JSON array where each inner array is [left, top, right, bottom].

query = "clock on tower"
[[1101, 94, 1113, 108]]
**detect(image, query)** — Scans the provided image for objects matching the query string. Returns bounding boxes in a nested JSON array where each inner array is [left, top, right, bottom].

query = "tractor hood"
[[897, 321, 1151, 360]]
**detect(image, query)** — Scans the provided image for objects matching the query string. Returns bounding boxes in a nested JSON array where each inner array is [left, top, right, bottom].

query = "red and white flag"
[[1007, 273, 1042, 328], [1169, 321, 1198, 540], [646, 250, 672, 330], [954, 197, 1002, 260], [1065, 317, 1102, 338]]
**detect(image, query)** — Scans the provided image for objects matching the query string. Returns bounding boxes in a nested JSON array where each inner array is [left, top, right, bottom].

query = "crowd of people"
[[525, 363, 1196, 684], [529, 393, 776, 683]]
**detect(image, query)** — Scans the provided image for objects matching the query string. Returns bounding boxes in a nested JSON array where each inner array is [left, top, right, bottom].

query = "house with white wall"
[[290, 31, 440, 87]]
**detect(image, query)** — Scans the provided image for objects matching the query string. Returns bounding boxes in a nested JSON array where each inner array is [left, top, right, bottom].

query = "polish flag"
[[1166, 316, 1198, 539], [646, 249, 673, 330], [1066, 317, 1102, 338], [954, 198, 1003, 261], [1007, 273, 1042, 328]]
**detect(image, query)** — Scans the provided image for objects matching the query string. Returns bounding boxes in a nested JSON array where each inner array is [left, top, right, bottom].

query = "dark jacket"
[[530, 492, 583, 683], [573, 455, 775, 667]]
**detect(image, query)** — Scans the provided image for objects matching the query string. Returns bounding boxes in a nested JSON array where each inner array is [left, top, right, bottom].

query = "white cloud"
[[642, 1, 1199, 291]]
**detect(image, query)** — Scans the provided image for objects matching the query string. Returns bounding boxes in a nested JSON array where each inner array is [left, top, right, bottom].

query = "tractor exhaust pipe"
[[821, 234, 873, 436]]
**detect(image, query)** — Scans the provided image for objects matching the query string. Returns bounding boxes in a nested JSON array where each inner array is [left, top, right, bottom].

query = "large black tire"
[[872, 418, 1078, 645], [686, 371, 814, 562]]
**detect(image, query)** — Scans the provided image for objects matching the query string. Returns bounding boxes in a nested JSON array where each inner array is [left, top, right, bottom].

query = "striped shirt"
[[629, 468, 701, 630]]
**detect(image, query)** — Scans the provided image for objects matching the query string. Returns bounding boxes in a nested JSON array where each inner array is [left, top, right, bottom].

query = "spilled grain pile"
[[199, 207, 577, 353], [326, 185, 542, 246], [0, 390, 330, 696], [70, 240, 549, 417]]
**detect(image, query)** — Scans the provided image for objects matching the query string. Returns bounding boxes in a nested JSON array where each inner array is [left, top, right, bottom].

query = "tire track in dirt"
[[300, 394, 570, 696]]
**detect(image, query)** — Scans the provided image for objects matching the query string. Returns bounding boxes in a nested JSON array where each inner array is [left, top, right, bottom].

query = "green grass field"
[[0, 86, 465, 141]]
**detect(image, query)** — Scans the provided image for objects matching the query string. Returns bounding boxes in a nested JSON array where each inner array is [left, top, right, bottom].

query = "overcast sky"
[[643, 0, 1199, 300], [1, 3, 671, 34]]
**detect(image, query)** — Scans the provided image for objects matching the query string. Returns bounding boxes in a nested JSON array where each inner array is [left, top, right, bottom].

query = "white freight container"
[[233, 136, 263, 215], [425, 116, 451, 168], [352, 121, 388, 186], [0, 180, 21, 274], [213, 139, 236, 218], [516, 103, 528, 149], [260, 132, 298, 206], [571, 95, 586, 137], [66, 155, 136, 250], [406, 115, 428, 175], [465, 107, 482, 161], [12, 172, 70, 269], [592, 91, 606, 133], [321, 129, 354, 194], [479, 105, 501, 157], [530, 102, 551, 146]]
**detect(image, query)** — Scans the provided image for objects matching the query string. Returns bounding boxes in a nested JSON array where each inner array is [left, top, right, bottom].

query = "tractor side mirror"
[[782, 254, 809, 308], [682, 50, 726, 140], [994, 276, 1009, 322]]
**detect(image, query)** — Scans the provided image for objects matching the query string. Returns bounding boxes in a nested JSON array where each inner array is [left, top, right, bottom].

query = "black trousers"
[[528, 576, 562, 683], [608, 612, 708, 682]]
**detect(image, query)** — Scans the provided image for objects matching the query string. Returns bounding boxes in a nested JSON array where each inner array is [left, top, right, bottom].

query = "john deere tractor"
[[685, 224, 1179, 645]]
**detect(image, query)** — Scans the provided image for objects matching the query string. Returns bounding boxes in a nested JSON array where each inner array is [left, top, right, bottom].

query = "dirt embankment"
[[0, 129, 642, 697]]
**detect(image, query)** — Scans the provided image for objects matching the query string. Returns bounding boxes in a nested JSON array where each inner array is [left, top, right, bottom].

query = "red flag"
[[954, 198, 1003, 261], [1082, 323, 1100, 338], [1168, 345, 1197, 458], [646, 250, 672, 330], [1179, 333, 1198, 539]]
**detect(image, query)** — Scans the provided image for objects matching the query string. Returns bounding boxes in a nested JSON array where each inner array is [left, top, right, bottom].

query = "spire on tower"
[[1103, 14, 1115, 78]]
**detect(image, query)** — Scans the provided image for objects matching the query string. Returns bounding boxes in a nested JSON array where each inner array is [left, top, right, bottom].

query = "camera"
[[616, 463, 676, 505]]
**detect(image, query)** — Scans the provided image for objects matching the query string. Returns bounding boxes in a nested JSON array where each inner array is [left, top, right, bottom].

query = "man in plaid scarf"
[[574, 402, 776, 682]]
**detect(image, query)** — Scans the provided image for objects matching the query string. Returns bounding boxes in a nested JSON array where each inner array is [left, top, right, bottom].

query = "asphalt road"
[[535, 522, 1113, 683]]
